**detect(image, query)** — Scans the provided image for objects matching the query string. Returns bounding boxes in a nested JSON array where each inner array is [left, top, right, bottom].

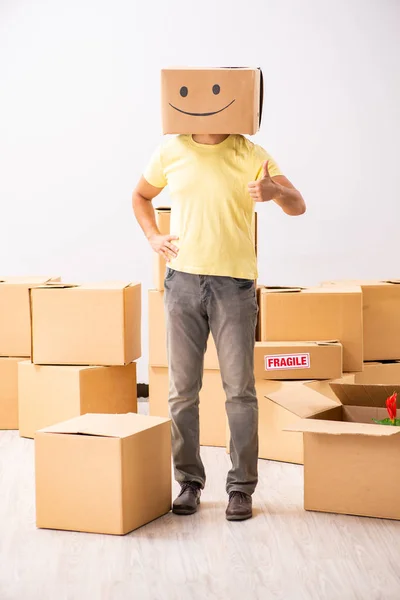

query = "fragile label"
[[264, 353, 310, 371]]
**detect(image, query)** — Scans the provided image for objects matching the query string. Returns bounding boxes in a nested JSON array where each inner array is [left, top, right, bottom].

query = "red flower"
[[386, 392, 397, 423]]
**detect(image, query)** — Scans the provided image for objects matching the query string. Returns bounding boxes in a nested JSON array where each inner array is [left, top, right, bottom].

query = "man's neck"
[[191, 134, 230, 145]]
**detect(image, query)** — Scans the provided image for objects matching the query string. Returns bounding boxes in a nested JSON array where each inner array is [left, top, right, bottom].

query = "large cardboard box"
[[322, 280, 400, 361], [153, 207, 257, 291], [149, 290, 219, 369], [35, 413, 171, 535], [31, 282, 141, 366], [149, 366, 226, 447], [259, 286, 363, 372], [0, 357, 25, 429], [286, 362, 400, 520], [0, 276, 60, 356], [254, 341, 342, 380], [161, 67, 263, 135], [18, 361, 137, 439]]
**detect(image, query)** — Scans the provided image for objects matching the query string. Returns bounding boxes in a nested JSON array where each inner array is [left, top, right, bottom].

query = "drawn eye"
[[212, 84, 220, 95], [180, 86, 188, 97]]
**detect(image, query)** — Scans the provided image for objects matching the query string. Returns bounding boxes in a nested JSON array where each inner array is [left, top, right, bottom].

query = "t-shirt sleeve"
[[143, 144, 168, 188], [254, 145, 282, 180]]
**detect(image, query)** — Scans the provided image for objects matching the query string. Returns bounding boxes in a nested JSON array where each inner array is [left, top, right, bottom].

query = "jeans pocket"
[[231, 277, 255, 290], [165, 267, 176, 283]]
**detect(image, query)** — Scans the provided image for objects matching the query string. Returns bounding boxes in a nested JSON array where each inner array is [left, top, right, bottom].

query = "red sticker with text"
[[265, 353, 310, 371]]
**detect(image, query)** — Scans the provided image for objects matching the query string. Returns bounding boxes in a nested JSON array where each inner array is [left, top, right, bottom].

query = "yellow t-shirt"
[[143, 134, 281, 279]]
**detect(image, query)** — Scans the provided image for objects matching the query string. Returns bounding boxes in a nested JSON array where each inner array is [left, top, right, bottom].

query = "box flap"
[[38, 413, 170, 438], [266, 386, 338, 418], [256, 340, 340, 349], [385, 280, 400, 285], [330, 383, 400, 407], [285, 418, 400, 437], [34, 281, 134, 291], [35, 283, 79, 289], [0, 276, 58, 285], [261, 286, 303, 294], [155, 206, 171, 213]]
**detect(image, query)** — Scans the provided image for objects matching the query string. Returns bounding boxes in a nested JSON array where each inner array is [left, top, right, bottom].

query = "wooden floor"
[[1, 403, 400, 600]]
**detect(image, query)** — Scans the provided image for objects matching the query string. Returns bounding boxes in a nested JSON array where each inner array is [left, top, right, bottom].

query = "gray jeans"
[[164, 268, 258, 495]]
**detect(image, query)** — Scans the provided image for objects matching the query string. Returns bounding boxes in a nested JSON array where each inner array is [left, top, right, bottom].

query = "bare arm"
[[248, 161, 306, 216], [270, 174, 306, 216], [132, 176, 178, 260]]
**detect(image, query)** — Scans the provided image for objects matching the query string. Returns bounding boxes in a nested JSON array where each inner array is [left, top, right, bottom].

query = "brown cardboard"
[[148, 290, 219, 369], [35, 413, 171, 535], [31, 282, 141, 366], [161, 67, 262, 135], [153, 208, 257, 291], [259, 286, 363, 372], [286, 371, 400, 520], [18, 361, 137, 439], [303, 374, 356, 401], [321, 280, 400, 361], [149, 366, 226, 447], [0, 276, 60, 357], [257, 383, 337, 464], [0, 357, 25, 429], [254, 341, 342, 380]]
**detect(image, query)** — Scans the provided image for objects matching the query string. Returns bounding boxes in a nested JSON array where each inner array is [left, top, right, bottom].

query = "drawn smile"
[[168, 99, 236, 117]]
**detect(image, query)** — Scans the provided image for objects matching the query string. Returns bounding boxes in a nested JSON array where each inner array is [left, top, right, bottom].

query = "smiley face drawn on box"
[[161, 67, 263, 135]]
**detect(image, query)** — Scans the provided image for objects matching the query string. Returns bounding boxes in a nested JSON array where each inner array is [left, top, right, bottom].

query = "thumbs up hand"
[[248, 160, 281, 203]]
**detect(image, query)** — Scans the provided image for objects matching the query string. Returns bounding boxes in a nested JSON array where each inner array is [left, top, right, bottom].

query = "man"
[[133, 127, 305, 522]]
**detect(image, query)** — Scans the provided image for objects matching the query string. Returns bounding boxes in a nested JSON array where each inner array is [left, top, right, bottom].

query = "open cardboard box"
[[285, 361, 400, 520]]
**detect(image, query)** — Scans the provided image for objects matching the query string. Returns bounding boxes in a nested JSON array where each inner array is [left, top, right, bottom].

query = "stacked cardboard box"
[[0, 277, 60, 430], [18, 281, 141, 438], [321, 280, 400, 361]]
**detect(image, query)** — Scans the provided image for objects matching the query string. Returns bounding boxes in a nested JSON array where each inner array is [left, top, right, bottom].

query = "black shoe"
[[172, 482, 202, 515], [226, 491, 252, 521]]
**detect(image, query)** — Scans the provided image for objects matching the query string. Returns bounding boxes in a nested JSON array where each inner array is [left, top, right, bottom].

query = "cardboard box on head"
[[161, 67, 263, 135]]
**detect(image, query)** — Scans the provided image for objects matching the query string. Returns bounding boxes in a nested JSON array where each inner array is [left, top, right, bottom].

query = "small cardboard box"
[[259, 286, 363, 372], [161, 67, 263, 135], [18, 361, 137, 439], [31, 282, 141, 366], [149, 366, 226, 447], [0, 276, 60, 357], [254, 341, 343, 380], [286, 363, 400, 520], [35, 413, 171, 535], [0, 357, 25, 429], [148, 290, 219, 369], [153, 207, 257, 291], [322, 280, 400, 361]]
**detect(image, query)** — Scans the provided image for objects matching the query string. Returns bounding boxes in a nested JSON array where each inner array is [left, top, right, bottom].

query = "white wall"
[[1, 0, 399, 382]]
